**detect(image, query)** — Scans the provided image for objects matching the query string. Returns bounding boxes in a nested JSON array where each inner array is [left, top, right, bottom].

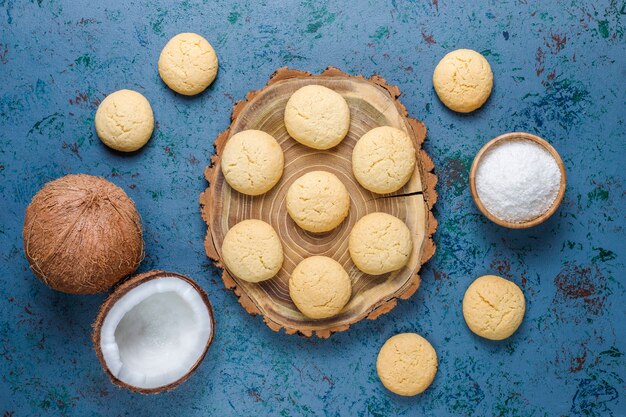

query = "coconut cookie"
[[158, 33, 218, 96], [221, 130, 284, 196], [433, 49, 493, 113], [95, 90, 154, 152], [376, 333, 438, 396], [349, 213, 412, 275], [462, 275, 525, 340], [221, 219, 283, 283], [289, 256, 352, 319], [284, 85, 350, 150], [286, 171, 350, 233], [352, 126, 416, 194]]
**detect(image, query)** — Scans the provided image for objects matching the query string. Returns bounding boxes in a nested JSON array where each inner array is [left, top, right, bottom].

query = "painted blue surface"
[[1, 1, 624, 416]]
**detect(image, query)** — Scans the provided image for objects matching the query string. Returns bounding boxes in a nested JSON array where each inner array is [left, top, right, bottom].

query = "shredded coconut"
[[475, 139, 561, 223]]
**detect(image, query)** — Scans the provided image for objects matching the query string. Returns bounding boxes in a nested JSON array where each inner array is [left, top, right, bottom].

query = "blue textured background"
[[1, 1, 625, 416]]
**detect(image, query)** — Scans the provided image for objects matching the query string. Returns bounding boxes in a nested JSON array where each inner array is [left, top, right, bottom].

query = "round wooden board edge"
[[199, 66, 438, 338]]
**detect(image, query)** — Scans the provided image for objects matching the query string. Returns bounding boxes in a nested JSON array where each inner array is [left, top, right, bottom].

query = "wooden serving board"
[[200, 67, 437, 338]]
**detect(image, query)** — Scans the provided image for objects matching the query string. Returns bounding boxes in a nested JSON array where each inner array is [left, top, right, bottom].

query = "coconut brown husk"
[[92, 270, 215, 394], [23, 174, 143, 294]]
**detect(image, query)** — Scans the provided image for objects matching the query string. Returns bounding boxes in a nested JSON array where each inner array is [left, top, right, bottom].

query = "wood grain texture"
[[200, 67, 437, 338]]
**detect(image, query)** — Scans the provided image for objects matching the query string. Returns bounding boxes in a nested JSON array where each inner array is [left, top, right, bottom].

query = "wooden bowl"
[[199, 67, 438, 338], [469, 132, 566, 229]]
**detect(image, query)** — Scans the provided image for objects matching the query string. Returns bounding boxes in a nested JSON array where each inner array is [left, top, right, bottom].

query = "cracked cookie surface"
[[286, 171, 350, 233], [376, 333, 438, 396], [349, 212, 412, 275], [221, 129, 284, 196], [462, 275, 525, 340], [352, 126, 416, 194], [432, 48, 493, 113], [289, 256, 352, 319], [158, 32, 218, 96], [94, 89, 154, 152], [221, 219, 283, 283], [284, 85, 350, 150]]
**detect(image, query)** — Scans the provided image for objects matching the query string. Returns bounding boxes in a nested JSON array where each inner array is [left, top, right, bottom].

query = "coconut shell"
[[23, 174, 143, 294], [92, 270, 215, 394]]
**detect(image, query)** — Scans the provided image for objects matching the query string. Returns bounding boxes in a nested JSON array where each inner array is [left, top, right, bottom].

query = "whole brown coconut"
[[23, 174, 143, 294]]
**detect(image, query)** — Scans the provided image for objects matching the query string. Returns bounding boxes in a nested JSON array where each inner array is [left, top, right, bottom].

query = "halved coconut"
[[93, 270, 214, 393]]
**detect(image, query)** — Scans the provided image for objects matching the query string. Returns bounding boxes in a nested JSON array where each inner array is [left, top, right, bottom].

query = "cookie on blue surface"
[[462, 275, 526, 340], [158, 32, 218, 96], [376, 333, 438, 396], [94, 89, 154, 152], [433, 49, 493, 113]]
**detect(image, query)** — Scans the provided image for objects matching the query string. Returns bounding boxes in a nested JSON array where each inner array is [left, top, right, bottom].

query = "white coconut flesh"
[[99, 277, 212, 389]]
